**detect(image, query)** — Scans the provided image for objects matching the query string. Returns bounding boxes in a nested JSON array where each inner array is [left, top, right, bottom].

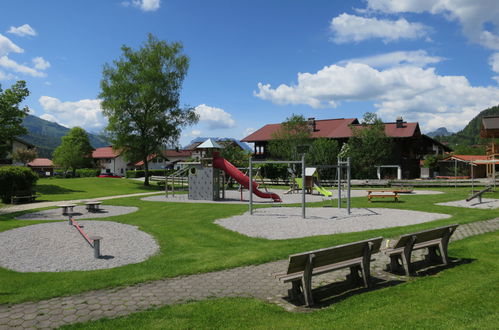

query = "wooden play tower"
[[480, 116, 499, 177]]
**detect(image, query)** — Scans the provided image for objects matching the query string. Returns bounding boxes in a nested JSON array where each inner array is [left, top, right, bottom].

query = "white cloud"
[[366, 0, 499, 50], [194, 104, 236, 129], [190, 130, 202, 137], [0, 33, 23, 56], [330, 13, 430, 43], [32, 57, 50, 70], [255, 62, 499, 132], [40, 113, 58, 123], [126, 0, 160, 11], [339, 50, 444, 68], [7, 24, 37, 37], [0, 70, 16, 80], [0, 55, 45, 77], [38, 96, 105, 130]]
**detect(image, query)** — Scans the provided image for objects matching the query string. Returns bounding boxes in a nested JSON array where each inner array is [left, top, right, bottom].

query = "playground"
[[0, 151, 498, 328]]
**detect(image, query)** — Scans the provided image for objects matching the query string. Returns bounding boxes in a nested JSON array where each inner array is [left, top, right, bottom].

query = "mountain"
[[436, 105, 499, 154], [426, 127, 453, 137], [20, 115, 109, 158]]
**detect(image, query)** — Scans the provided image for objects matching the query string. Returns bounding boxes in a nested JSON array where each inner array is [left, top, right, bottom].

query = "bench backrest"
[[286, 237, 383, 275], [393, 224, 458, 248]]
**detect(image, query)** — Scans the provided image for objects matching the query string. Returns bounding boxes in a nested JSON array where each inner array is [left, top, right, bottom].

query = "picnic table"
[[367, 189, 399, 202]]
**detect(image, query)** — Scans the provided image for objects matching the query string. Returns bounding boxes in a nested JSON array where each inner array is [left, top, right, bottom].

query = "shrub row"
[[126, 169, 177, 178], [0, 166, 38, 203], [76, 168, 101, 177]]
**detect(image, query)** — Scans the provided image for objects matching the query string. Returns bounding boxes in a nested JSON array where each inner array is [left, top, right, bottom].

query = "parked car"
[[98, 173, 122, 178]]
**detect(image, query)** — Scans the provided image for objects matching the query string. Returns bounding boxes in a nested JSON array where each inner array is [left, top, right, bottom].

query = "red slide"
[[213, 156, 282, 202]]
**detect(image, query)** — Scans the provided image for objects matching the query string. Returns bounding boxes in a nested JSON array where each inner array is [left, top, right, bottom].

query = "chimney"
[[396, 116, 404, 128], [307, 117, 317, 132]]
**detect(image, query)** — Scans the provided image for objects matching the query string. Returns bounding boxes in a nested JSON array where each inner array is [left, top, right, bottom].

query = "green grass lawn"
[[0, 187, 498, 305], [63, 230, 499, 329], [33, 177, 160, 202]]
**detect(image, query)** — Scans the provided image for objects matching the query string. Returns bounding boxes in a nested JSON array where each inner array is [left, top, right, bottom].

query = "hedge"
[[126, 169, 177, 178], [0, 166, 38, 203], [75, 168, 101, 177]]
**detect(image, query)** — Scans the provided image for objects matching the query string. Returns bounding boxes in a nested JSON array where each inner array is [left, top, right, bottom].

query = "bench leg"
[[347, 266, 362, 285], [401, 247, 413, 276], [389, 254, 402, 273], [438, 242, 449, 265], [301, 254, 315, 307], [289, 280, 302, 302]]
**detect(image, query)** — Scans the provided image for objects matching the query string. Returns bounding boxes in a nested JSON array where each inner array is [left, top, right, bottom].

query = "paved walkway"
[[0, 192, 163, 215], [1, 218, 498, 329]]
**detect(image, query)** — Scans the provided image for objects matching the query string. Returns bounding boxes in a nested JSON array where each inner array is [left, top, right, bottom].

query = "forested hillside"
[[436, 105, 499, 154], [20, 115, 109, 158]]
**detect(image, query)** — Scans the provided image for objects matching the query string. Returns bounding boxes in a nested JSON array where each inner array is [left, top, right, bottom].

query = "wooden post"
[[301, 253, 315, 307]]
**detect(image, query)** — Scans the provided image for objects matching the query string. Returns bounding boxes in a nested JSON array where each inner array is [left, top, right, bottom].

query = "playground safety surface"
[[436, 198, 499, 209]]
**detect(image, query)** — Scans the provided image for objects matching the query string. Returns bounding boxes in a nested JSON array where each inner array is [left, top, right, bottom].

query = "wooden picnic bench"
[[10, 190, 40, 204], [274, 237, 383, 307], [386, 224, 459, 276], [367, 190, 399, 202], [84, 201, 102, 212]]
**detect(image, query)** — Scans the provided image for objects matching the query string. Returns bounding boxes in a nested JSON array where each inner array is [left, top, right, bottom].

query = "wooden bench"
[[386, 224, 459, 276], [84, 201, 102, 212], [57, 203, 77, 215], [11, 192, 40, 204], [367, 190, 399, 202], [274, 237, 383, 307]]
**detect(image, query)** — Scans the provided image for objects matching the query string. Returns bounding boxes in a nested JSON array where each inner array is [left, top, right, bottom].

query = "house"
[[242, 117, 451, 179], [0, 137, 36, 165], [92, 146, 131, 176], [28, 158, 54, 177], [133, 149, 192, 171]]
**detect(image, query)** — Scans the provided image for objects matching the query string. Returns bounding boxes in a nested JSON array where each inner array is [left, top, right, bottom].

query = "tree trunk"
[[144, 159, 150, 186]]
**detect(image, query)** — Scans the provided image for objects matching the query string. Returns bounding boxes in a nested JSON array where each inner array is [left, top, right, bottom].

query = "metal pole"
[[249, 157, 253, 215], [347, 157, 351, 214], [302, 154, 306, 219], [338, 157, 342, 209], [90, 236, 102, 259], [454, 159, 457, 189], [471, 162, 474, 193]]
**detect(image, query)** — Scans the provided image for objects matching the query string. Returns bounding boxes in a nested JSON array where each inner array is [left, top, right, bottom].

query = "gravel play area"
[[0, 221, 159, 272], [436, 198, 499, 209], [215, 207, 451, 239], [142, 189, 442, 204], [15, 205, 138, 221]]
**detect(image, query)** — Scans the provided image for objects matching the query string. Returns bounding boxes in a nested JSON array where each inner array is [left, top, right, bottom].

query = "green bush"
[[75, 168, 100, 177], [126, 169, 177, 178], [0, 166, 38, 203]]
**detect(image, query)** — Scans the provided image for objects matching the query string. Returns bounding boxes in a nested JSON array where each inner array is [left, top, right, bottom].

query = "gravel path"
[[215, 207, 451, 239], [0, 221, 159, 272], [436, 198, 499, 209], [15, 205, 138, 221], [142, 189, 442, 204]]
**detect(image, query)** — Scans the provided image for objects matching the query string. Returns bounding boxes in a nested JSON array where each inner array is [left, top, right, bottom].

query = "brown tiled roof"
[[242, 118, 422, 142], [242, 118, 359, 142], [92, 146, 120, 159], [444, 155, 489, 162], [164, 150, 192, 157], [28, 158, 53, 167]]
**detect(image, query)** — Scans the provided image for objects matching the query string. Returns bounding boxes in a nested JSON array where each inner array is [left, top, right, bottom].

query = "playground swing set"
[[163, 138, 352, 218]]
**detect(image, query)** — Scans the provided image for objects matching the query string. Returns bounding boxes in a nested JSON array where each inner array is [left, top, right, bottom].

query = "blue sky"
[[2, 0, 499, 146]]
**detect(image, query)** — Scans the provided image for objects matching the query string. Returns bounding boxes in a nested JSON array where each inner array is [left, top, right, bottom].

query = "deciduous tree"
[[53, 127, 94, 176], [100, 34, 198, 185], [0, 81, 30, 158], [268, 114, 311, 161]]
